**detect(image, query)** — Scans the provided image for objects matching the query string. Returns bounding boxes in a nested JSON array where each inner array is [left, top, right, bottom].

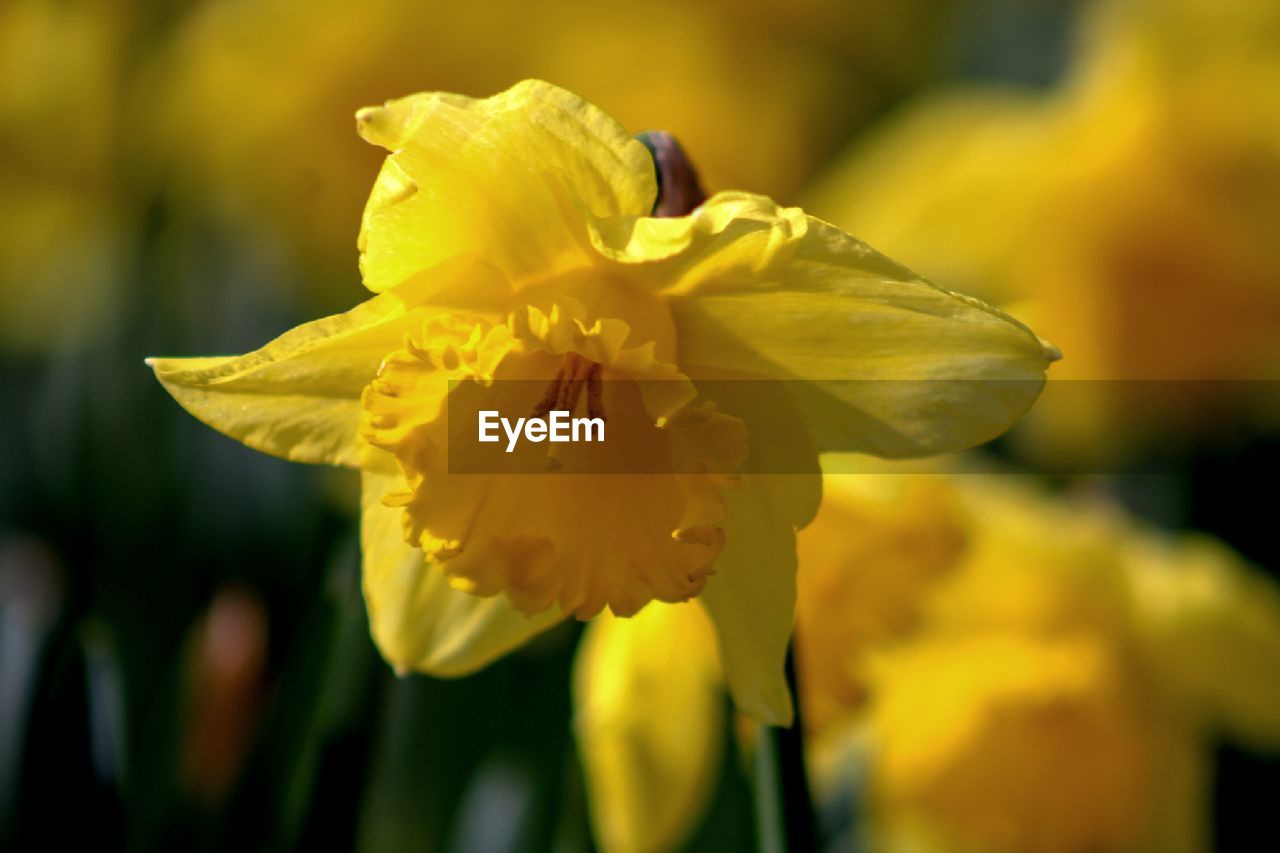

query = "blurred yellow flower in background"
[[572, 473, 970, 852], [140, 0, 956, 309], [792, 474, 968, 738], [0, 0, 135, 351], [574, 469, 1280, 853], [806, 0, 1280, 455], [858, 476, 1280, 853], [149, 80, 1054, 727], [574, 601, 724, 853], [869, 631, 1156, 853]]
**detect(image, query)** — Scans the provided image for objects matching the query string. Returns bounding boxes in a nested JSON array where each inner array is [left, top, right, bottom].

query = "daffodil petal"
[[148, 254, 514, 466], [700, 474, 818, 726], [1130, 535, 1280, 748], [594, 193, 1056, 457], [361, 465, 563, 675], [357, 79, 656, 294], [573, 602, 723, 853], [148, 291, 416, 467]]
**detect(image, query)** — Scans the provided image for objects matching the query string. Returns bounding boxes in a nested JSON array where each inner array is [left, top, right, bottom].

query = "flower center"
[[532, 352, 605, 421], [359, 305, 746, 619]]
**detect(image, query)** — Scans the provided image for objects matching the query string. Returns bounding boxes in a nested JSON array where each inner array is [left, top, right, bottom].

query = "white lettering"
[[480, 410, 607, 453], [549, 410, 570, 442], [478, 410, 500, 443], [573, 417, 605, 442], [502, 416, 525, 453]]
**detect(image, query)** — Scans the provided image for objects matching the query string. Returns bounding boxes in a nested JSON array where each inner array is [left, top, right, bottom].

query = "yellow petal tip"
[[355, 104, 401, 148]]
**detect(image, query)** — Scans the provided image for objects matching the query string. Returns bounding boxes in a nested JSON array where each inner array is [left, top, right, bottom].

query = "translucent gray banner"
[[441, 379, 1279, 475]]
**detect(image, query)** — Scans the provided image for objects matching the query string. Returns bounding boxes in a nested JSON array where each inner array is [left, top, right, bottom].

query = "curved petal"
[[361, 464, 563, 675], [573, 602, 724, 853], [356, 79, 657, 294], [148, 257, 512, 467], [148, 291, 414, 467], [700, 473, 820, 726], [595, 193, 1058, 457]]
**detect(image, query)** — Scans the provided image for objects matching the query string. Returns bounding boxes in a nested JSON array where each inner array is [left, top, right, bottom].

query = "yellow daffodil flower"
[[574, 469, 1280, 853], [805, 0, 1280, 454], [150, 81, 1054, 727], [855, 476, 1280, 853]]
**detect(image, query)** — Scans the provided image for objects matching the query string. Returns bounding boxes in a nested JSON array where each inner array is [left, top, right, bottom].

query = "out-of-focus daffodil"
[[571, 473, 969, 852], [142, 0, 956, 308], [806, 0, 1280, 454], [856, 477, 1280, 853], [0, 0, 134, 350], [573, 602, 724, 853], [574, 469, 1280, 853], [793, 474, 968, 739], [150, 81, 1054, 727]]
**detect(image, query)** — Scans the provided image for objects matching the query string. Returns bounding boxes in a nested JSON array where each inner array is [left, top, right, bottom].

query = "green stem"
[[753, 645, 817, 853]]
